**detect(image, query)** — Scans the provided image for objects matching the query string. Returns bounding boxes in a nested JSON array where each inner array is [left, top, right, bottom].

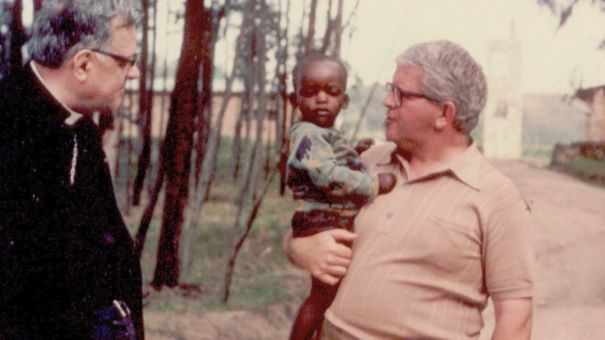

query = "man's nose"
[[383, 93, 394, 108], [127, 64, 141, 79]]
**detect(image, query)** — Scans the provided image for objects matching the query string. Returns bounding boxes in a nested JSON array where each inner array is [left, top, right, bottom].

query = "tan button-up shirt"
[[324, 142, 534, 339]]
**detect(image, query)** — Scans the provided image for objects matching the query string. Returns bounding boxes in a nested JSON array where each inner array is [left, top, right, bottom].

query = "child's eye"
[[325, 86, 342, 96], [299, 86, 318, 97]]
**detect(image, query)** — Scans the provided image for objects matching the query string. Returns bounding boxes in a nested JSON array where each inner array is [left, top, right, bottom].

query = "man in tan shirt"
[[286, 40, 534, 339]]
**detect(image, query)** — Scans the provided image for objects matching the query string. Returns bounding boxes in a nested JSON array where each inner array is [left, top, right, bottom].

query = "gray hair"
[[29, 0, 141, 68], [396, 40, 487, 134]]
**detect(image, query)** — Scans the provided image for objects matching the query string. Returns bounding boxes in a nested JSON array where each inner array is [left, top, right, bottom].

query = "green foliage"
[[127, 137, 303, 315], [559, 157, 605, 178]]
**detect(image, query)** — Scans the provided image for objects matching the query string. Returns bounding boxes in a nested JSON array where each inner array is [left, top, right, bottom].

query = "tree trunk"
[[151, 0, 207, 290], [9, 0, 24, 76], [277, 0, 290, 195], [350, 82, 379, 142], [181, 27, 243, 274], [198, 8, 226, 200], [232, 104, 243, 179], [304, 0, 318, 54], [132, 0, 151, 206], [223, 166, 278, 302], [319, 0, 333, 54], [331, 0, 344, 57], [134, 158, 164, 259], [33, 0, 43, 13], [193, 11, 215, 187], [146, 0, 159, 194], [224, 1, 271, 301]]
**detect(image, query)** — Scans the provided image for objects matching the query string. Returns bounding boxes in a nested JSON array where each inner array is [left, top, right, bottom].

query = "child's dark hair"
[[292, 53, 348, 91]]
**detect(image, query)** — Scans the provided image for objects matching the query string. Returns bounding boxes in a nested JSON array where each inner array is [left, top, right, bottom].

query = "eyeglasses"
[[386, 82, 441, 107], [91, 48, 138, 69]]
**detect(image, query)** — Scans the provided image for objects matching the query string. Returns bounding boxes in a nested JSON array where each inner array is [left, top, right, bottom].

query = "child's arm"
[[288, 125, 379, 200], [377, 173, 396, 194]]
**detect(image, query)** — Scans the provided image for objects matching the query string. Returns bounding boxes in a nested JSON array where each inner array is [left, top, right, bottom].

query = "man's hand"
[[284, 229, 357, 285]]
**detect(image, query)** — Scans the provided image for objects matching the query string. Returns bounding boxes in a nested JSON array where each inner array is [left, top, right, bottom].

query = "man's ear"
[[342, 94, 350, 109], [289, 92, 298, 107], [71, 50, 93, 81], [435, 101, 456, 130]]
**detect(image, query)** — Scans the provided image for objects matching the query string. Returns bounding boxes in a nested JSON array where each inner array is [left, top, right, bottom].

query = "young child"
[[286, 54, 396, 340]]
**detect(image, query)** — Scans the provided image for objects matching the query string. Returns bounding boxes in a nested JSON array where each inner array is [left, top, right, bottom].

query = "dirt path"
[[479, 160, 605, 340], [146, 160, 605, 339]]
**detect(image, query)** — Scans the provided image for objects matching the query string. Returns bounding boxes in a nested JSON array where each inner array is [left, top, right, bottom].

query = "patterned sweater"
[[286, 121, 379, 236]]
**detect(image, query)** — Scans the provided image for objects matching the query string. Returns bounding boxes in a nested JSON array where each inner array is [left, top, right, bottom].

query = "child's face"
[[296, 60, 349, 128]]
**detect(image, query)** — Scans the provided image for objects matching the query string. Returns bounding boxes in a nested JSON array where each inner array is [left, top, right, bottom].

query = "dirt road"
[[146, 160, 605, 339], [480, 160, 605, 340]]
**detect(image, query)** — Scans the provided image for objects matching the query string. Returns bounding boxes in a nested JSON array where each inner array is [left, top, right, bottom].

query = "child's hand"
[[354, 138, 374, 155], [377, 173, 396, 194]]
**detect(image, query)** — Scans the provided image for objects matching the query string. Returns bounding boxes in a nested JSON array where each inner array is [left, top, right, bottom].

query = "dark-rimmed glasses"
[[386, 82, 441, 107], [91, 48, 138, 69]]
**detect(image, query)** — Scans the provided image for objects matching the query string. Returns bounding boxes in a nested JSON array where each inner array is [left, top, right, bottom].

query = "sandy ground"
[[479, 160, 605, 340], [145, 160, 605, 339]]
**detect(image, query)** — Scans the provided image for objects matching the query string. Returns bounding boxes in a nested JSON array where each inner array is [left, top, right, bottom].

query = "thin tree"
[[304, 0, 318, 54], [224, 0, 273, 301], [277, 0, 291, 195], [9, 0, 24, 76], [0, 2, 12, 78], [131, 0, 152, 206], [232, 91, 246, 179], [150, 0, 207, 289], [181, 9, 246, 273], [319, 0, 334, 54], [331, 0, 344, 56], [233, 28, 256, 180], [350, 82, 379, 142], [193, 3, 220, 185]]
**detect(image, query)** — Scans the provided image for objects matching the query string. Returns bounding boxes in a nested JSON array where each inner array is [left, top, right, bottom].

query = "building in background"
[[482, 22, 523, 159], [569, 50, 605, 142]]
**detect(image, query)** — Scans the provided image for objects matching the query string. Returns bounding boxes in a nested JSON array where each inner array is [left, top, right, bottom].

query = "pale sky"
[[22, 0, 605, 94], [341, 0, 605, 93]]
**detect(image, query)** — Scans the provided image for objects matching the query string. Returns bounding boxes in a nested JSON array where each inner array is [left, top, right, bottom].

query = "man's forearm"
[[492, 298, 533, 340]]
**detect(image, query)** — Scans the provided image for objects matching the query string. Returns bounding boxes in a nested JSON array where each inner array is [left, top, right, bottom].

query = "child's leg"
[[289, 277, 340, 340]]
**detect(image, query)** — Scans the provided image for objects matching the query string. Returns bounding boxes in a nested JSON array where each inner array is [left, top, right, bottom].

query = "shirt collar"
[[30, 62, 83, 127], [383, 141, 483, 191], [444, 141, 483, 191]]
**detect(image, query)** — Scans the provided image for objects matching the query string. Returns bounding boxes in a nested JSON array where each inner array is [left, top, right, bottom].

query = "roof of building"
[[574, 51, 605, 101]]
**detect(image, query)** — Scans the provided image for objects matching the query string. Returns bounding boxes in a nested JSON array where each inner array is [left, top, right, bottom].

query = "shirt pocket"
[[410, 216, 481, 275]]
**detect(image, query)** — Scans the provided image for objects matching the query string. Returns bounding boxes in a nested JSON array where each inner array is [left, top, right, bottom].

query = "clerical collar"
[[30, 62, 83, 126]]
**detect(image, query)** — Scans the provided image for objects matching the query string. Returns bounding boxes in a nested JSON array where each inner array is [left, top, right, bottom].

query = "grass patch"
[[118, 136, 302, 317], [558, 158, 605, 177], [554, 157, 605, 187]]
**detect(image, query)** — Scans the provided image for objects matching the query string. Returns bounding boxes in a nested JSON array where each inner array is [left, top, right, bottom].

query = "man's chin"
[[385, 130, 397, 143]]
